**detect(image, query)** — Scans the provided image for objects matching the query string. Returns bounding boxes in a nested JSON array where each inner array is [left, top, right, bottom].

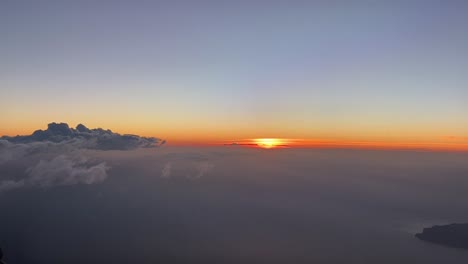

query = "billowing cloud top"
[[2, 122, 165, 150]]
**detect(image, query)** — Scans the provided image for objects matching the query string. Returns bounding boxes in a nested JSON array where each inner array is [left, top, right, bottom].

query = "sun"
[[254, 138, 282, 149]]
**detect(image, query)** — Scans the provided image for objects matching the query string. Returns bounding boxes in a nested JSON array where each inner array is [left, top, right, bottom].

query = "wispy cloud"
[[191, 162, 214, 179], [161, 162, 172, 178], [159, 153, 215, 179]]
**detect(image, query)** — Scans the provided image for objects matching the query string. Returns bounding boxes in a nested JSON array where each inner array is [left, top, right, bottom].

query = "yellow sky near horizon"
[[2, 117, 468, 151]]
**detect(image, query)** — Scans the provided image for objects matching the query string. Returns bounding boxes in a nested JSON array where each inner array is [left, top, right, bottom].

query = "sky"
[[1, 0, 468, 149]]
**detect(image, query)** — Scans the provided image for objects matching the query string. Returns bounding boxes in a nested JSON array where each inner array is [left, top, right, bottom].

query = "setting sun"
[[254, 138, 283, 148]]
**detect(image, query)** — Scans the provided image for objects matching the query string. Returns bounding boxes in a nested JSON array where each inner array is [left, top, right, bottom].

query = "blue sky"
[[1, 0, 467, 145]]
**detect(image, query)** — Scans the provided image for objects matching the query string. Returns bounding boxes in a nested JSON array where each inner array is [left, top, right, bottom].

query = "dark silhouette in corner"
[[0, 247, 5, 264], [416, 223, 468, 249]]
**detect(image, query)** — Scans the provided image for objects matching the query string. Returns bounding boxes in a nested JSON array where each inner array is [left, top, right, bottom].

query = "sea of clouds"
[[1, 124, 468, 263]]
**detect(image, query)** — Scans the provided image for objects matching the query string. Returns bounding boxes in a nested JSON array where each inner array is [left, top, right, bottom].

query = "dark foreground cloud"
[[0, 123, 165, 192], [2, 122, 165, 150]]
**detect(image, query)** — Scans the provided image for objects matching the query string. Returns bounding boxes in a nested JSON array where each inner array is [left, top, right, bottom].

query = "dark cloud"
[[2, 122, 164, 150]]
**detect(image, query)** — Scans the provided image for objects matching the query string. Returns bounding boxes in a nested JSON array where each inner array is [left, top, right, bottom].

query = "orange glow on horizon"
[[216, 138, 468, 152], [1, 123, 468, 152]]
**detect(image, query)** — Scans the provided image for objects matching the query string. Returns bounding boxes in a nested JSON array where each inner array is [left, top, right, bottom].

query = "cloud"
[[192, 161, 214, 179], [159, 160, 214, 179], [0, 179, 24, 193], [2, 122, 165, 150], [0, 152, 109, 192], [0, 139, 81, 165], [0, 122, 164, 193], [26, 154, 109, 187], [161, 162, 172, 178]]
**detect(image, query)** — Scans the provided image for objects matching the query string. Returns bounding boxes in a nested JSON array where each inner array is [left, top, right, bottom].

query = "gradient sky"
[[1, 1, 468, 149]]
